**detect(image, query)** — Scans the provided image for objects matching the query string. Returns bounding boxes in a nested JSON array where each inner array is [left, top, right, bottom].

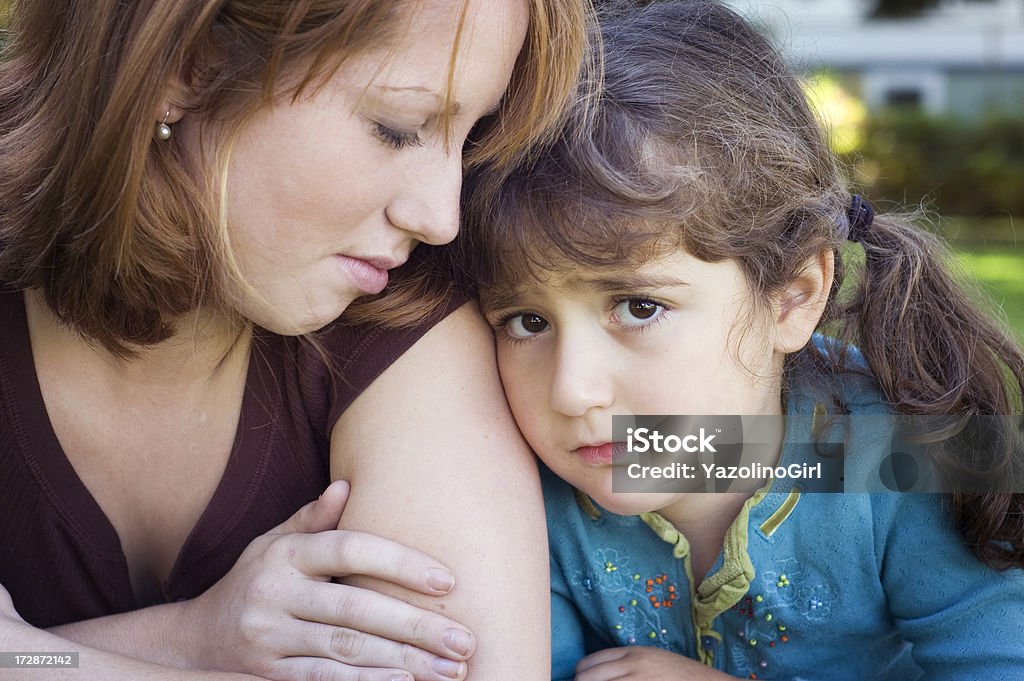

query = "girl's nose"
[[549, 339, 615, 417]]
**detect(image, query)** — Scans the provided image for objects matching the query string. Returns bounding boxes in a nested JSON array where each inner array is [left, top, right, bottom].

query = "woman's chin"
[[246, 297, 355, 336]]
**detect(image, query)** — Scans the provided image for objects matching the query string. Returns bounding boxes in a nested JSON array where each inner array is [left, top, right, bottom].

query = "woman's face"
[[182, 0, 529, 334]]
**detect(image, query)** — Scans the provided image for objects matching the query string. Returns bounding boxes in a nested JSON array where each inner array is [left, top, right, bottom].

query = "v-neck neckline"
[[2, 288, 277, 607]]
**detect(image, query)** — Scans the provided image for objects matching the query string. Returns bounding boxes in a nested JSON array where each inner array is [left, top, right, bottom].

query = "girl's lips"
[[336, 255, 389, 294], [575, 443, 626, 466]]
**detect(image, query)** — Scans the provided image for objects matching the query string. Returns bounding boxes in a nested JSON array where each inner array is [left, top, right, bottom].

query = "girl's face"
[[181, 0, 528, 334], [483, 250, 789, 515]]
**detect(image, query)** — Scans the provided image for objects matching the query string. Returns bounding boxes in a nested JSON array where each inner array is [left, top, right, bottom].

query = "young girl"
[[456, 0, 1024, 678]]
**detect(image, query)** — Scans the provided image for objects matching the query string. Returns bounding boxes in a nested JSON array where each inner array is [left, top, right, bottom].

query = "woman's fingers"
[[264, 655, 414, 681], [270, 485, 458, 599], [183, 483, 474, 680], [271, 480, 352, 535], [278, 620, 467, 680], [289, 580, 474, 660], [288, 529, 457, 597]]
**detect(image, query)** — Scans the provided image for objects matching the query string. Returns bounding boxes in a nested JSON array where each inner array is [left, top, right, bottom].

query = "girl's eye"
[[505, 313, 549, 338], [373, 122, 423, 150], [613, 298, 665, 326]]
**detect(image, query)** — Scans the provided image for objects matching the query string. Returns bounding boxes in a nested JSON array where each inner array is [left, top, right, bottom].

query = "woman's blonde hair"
[[0, 0, 591, 355]]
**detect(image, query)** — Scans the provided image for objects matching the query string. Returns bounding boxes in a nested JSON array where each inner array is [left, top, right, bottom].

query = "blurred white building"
[[726, 0, 1024, 118]]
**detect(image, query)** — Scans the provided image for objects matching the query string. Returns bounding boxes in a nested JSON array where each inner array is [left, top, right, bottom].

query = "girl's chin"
[[585, 488, 675, 518]]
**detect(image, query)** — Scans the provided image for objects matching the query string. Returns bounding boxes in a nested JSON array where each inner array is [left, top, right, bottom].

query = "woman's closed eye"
[[372, 122, 424, 150]]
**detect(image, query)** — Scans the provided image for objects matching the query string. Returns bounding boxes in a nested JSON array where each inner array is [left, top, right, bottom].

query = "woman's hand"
[[575, 647, 739, 681], [181, 480, 476, 681], [19, 481, 470, 681]]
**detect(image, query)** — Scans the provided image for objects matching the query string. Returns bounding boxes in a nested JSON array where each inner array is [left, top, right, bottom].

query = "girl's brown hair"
[[459, 0, 1024, 569], [0, 0, 591, 355]]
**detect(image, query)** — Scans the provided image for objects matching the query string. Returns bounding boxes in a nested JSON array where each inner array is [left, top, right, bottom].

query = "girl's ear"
[[772, 249, 834, 353]]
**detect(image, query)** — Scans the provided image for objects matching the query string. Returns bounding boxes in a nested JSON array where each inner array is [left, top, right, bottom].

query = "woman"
[[0, 0, 589, 679]]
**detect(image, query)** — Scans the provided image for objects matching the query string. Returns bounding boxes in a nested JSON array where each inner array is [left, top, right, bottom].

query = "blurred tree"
[[803, 71, 867, 154], [840, 111, 1024, 218], [869, 0, 996, 19]]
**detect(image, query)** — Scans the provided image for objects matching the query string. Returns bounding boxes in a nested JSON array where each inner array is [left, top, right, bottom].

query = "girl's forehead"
[[488, 222, 685, 279], [485, 250, 740, 308], [535, 248, 710, 283]]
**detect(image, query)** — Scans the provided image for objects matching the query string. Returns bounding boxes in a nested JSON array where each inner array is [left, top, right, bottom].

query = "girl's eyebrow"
[[481, 288, 526, 314], [483, 273, 691, 313], [582, 273, 691, 292]]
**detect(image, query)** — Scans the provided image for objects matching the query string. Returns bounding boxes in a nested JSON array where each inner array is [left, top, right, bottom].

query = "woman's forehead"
[[328, 0, 526, 123]]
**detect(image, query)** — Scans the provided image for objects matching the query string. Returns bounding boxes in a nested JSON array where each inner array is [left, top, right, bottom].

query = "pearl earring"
[[155, 110, 172, 140]]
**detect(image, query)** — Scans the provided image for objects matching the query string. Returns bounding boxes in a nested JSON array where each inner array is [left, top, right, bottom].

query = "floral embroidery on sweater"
[[570, 547, 684, 650]]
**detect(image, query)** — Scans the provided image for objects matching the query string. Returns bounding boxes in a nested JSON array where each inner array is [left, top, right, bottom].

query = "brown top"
[[0, 284, 463, 627]]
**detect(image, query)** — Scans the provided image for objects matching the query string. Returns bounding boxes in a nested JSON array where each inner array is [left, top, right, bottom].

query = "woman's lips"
[[335, 255, 389, 294]]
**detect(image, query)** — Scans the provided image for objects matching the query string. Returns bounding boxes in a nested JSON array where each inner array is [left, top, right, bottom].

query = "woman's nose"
[[385, 148, 462, 246]]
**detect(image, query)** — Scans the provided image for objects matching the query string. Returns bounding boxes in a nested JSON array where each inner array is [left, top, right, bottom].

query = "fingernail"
[[443, 628, 473, 656], [426, 567, 455, 593], [431, 657, 465, 679], [388, 675, 411, 681]]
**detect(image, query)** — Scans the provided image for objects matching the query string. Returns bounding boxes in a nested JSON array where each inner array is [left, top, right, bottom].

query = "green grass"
[[939, 215, 1024, 341], [834, 217, 1024, 343], [952, 243, 1024, 341], [937, 216, 1024, 339]]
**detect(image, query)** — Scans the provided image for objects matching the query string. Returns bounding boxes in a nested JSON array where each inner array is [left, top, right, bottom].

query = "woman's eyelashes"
[[372, 121, 424, 150]]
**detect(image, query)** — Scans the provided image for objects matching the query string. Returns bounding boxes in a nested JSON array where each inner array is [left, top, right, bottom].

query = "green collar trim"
[[570, 478, 804, 665], [639, 511, 690, 559], [639, 488, 765, 629], [759, 487, 802, 538]]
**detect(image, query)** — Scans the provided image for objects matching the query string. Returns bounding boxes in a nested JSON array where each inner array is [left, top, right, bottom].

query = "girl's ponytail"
[[839, 206, 1024, 569]]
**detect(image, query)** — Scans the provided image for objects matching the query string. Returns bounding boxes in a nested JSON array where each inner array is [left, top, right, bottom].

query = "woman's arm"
[[1, 584, 258, 681], [41, 482, 472, 681], [330, 301, 551, 681]]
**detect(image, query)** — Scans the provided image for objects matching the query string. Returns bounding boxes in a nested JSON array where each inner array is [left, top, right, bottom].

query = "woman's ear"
[[772, 249, 834, 353], [153, 71, 195, 125], [152, 103, 186, 126]]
